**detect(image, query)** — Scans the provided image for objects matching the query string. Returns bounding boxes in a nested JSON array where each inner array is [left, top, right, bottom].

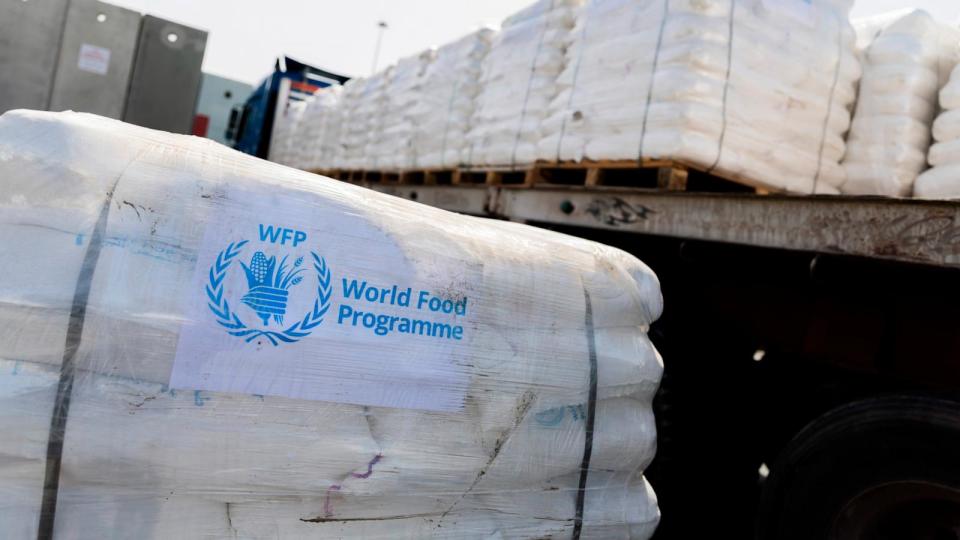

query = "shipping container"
[[48, 0, 141, 119], [0, 0, 69, 112], [123, 15, 206, 134], [193, 73, 252, 145]]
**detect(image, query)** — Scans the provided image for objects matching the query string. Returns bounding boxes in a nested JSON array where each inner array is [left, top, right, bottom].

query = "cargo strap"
[[707, 0, 738, 174], [510, 0, 554, 169], [440, 55, 462, 170], [813, 13, 845, 194], [636, 0, 671, 163], [37, 189, 116, 540], [554, 8, 592, 162], [572, 288, 599, 539]]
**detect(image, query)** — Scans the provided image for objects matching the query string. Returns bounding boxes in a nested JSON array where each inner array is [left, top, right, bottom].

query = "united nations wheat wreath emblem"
[[205, 224, 331, 346]]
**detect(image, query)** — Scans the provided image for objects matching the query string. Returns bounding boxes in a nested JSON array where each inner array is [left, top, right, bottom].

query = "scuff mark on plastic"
[[322, 453, 384, 517], [194, 390, 210, 406], [122, 200, 143, 221]]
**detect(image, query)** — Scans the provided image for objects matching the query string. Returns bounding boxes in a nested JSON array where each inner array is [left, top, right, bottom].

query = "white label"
[[77, 44, 111, 75], [169, 190, 475, 412]]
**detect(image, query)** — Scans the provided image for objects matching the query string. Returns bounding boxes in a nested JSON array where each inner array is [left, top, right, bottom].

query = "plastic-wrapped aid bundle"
[[268, 98, 309, 168], [329, 77, 365, 170], [372, 49, 435, 170], [412, 28, 495, 169], [337, 75, 383, 170], [360, 66, 395, 171], [916, 65, 960, 199], [538, 0, 861, 194], [466, 0, 582, 167], [299, 85, 343, 171], [0, 110, 663, 538], [841, 10, 960, 197], [229, 471, 658, 538]]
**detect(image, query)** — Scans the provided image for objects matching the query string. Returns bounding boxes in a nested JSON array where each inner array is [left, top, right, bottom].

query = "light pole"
[[371, 21, 388, 75]]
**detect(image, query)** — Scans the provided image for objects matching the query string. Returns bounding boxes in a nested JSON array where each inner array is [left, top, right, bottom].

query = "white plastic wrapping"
[[536, 0, 861, 194], [841, 10, 960, 196], [0, 110, 663, 538], [466, 0, 583, 167], [916, 64, 960, 199], [412, 28, 495, 169]]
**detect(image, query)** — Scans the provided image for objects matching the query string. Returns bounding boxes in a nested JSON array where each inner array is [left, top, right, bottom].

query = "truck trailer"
[[360, 181, 960, 540]]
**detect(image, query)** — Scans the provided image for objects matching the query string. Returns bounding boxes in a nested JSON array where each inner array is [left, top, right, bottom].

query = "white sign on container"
[[77, 44, 111, 75]]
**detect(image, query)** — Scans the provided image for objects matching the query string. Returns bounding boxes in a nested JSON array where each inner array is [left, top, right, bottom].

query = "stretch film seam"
[[440, 49, 463, 170], [708, 0, 738, 174], [555, 6, 591, 162], [813, 13, 845, 194], [636, 0, 671, 164], [572, 288, 599, 539], [38, 185, 118, 540], [511, 0, 555, 169]]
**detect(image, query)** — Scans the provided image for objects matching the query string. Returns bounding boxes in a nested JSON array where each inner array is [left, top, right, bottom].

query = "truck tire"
[[756, 396, 960, 540]]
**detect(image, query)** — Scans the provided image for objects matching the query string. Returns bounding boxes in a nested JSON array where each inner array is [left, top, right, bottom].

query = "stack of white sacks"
[[297, 85, 343, 172], [466, 0, 582, 167], [537, 0, 861, 194], [273, 0, 960, 200], [361, 67, 395, 171], [841, 10, 960, 196], [336, 76, 377, 170], [412, 28, 495, 169], [268, 99, 308, 168], [0, 110, 663, 538], [916, 65, 960, 199], [372, 50, 436, 170], [330, 78, 366, 170]]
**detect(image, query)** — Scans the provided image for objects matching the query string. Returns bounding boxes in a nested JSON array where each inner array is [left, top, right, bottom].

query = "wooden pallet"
[[409, 169, 461, 185], [315, 158, 778, 194], [314, 169, 463, 185], [456, 167, 538, 186], [308, 169, 362, 182], [532, 159, 780, 193], [450, 159, 775, 193], [308, 169, 339, 179]]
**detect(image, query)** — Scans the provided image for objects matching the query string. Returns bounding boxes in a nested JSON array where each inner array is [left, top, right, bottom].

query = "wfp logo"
[[205, 224, 332, 346], [241, 251, 301, 326]]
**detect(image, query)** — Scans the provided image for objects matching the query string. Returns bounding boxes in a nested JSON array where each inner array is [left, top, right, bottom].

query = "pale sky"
[[109, 0, 960, 86]]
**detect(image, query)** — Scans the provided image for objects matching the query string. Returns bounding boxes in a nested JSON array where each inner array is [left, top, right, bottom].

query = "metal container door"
[[0, 0, 70, 113], [49, 0, 141, 119], [123, 15, 207, 134]]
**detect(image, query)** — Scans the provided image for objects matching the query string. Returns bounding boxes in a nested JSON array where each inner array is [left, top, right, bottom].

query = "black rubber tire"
[[756, 395, 960, 540]]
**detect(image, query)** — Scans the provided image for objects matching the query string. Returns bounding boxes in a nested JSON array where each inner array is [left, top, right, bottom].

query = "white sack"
[[269, 99, 308, 168], [229, 470, 658, 539], [841, 10, 960, 196], [372, 49, 436, 170], [466, 0, 582, 167], [916, 62, 960, 199], [413, 28, 495, 169], [537, 0, 861, 194], [299, 85, 343, 171]]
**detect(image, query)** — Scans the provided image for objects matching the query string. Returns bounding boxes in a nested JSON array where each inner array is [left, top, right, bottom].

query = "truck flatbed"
[[369, 184, 960, 268], [362, 181, 960, 539]]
